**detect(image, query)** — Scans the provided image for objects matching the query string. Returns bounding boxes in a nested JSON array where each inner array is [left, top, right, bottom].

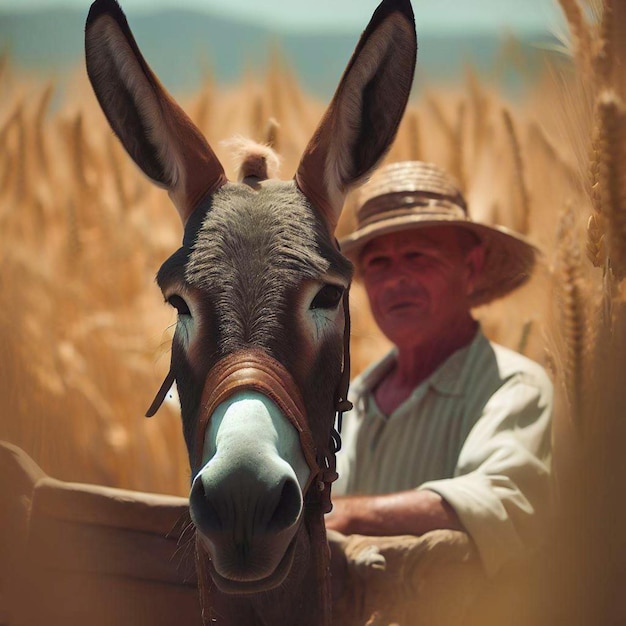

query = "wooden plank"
[[28, 515, 198, 585], [33, 477, 190, 537], [0, 443, 205, 626]]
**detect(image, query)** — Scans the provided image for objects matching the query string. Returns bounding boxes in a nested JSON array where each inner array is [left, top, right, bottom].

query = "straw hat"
[[340, 161, 539, 307]]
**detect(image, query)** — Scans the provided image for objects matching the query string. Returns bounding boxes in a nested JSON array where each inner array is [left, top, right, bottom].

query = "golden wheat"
[[557, 207, 587, 425], [502, 107, 531, 235], [594, 90, 626, 279], [0, 41, 574, 496], [1, 7, 626, 619], [557, 0, 592, 68]]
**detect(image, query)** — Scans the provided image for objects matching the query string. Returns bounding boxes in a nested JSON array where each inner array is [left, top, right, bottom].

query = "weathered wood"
[[0, 441, 201, 626], [0, 441, 552, 626]]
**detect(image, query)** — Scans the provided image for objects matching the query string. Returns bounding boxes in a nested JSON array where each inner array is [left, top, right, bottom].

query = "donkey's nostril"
[[189, 474, 223, 535], [267, 477, 302, 533]]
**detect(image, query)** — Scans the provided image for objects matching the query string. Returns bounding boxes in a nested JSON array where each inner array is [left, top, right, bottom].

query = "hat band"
[[358, 191, 467, 223], [357, 197, 468, 229]]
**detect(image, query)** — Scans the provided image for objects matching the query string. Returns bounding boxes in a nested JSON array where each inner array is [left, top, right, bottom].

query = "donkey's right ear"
[[85, 0, 227, 224]]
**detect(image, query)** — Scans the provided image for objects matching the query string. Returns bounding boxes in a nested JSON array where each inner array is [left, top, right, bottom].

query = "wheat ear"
[[557, 207, 586, 426], [594, 91, 626, 280]]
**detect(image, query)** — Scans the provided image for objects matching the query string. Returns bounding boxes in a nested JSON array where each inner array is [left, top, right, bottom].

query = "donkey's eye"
[[310, 284, 344, 310], [167, 295, 191, 316]]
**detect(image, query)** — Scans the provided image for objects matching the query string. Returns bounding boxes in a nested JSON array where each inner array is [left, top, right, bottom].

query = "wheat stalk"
[[13, 106, 29, 207], [528, 121, 583, 192], [557, 0, 592, 69], [406, 109, 422, 162], [194, 81, 214, 139], [107, 133, 129, 212], [71, 112, 89, 191], [594, 0, 614, 86], [65, 197, 82, 263], [451, 101, 467, 193], [426, 94, 454, 140], [34, 82, 54, 179], [0, 50, 8, 86], [250, 90, 267, 143], [266, 47, 286, 126], [281, 62, 307, 125], [502, 108, 531, 235], [0, 111, 17, 199], [264, 117, 280, 151], [466, 67, 490, 162], [516, 319, 534, 356]]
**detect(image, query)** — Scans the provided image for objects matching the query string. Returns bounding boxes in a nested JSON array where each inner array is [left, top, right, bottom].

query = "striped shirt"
[[334, 328, 553, 576]]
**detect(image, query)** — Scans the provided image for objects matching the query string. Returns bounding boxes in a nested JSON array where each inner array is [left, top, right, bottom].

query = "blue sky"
[[2, 0, 565, 34]]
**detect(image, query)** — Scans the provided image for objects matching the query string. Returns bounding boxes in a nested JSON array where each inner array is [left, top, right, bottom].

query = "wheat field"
[[1, 1, 625, 621]]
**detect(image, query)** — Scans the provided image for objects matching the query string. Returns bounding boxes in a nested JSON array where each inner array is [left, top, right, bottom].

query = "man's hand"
[[325, 489, 464, 536]]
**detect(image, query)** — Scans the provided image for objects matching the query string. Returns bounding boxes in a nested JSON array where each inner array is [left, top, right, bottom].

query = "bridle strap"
[[193, 350, 319, 482], [145, 367, 175, 418], [314, 288, 353, 512], [335, 289, 353, 439]]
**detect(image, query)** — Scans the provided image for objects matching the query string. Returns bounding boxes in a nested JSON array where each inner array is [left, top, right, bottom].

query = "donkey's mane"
[[222, 136, 281, 183]]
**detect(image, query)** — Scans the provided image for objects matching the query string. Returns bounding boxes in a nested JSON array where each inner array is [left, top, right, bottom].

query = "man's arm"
[[328, 371, 553, 576], [325, 488, 464, 536]]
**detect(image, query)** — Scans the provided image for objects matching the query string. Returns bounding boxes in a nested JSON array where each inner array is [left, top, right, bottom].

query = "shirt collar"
[[350, 326, 487, 403], [427, 328, 485, 396]]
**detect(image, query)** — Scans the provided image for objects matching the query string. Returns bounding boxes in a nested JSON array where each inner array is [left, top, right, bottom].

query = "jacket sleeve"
[[418, 371, 553, 576]]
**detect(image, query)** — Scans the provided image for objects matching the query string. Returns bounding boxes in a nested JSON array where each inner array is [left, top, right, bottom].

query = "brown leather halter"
[[146, 290, 352, 514]]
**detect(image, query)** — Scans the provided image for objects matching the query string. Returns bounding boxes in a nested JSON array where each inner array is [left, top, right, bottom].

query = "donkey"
[[85, 0, 416, 624]]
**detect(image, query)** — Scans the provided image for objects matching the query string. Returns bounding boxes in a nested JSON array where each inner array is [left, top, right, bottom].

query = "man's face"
[[358, 227, 483, 347]]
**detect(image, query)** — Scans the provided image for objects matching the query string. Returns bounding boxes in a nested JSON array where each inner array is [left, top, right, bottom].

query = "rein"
[[145, 290, 352, 514]]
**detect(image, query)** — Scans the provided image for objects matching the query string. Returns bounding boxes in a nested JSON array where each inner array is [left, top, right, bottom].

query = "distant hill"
[[0, 8, 559, 98]]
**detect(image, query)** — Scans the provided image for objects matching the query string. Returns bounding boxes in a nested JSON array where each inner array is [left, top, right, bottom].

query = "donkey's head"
[[85, 0, 416, 595]]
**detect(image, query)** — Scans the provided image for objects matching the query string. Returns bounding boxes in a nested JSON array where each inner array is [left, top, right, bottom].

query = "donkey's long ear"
[[296, 0, 416, 233], [85, 0, 227, 224]]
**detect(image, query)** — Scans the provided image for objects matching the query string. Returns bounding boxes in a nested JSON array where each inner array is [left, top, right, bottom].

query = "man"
[[327, 161, 553, 577]]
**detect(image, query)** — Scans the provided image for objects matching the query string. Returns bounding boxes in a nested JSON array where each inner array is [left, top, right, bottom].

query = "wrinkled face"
[[359, 227, 482, 347], [156, 181, 352, 592]]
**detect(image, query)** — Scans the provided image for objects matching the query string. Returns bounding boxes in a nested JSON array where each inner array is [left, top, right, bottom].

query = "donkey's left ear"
[[295, 0, 416, 233]]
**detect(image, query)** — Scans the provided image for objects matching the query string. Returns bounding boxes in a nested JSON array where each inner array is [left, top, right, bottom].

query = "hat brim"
[[339, 214, 540, 307]]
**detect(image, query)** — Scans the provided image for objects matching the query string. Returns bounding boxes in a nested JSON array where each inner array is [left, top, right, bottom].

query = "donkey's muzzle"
[[190, 384, 310, 586], [190, 460, 303, 582], [191, 460, 303, 537], [188, 350, 323, 588]]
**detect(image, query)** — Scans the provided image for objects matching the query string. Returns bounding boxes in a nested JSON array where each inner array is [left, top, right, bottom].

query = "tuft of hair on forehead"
[[221, 136, 281, 183]]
